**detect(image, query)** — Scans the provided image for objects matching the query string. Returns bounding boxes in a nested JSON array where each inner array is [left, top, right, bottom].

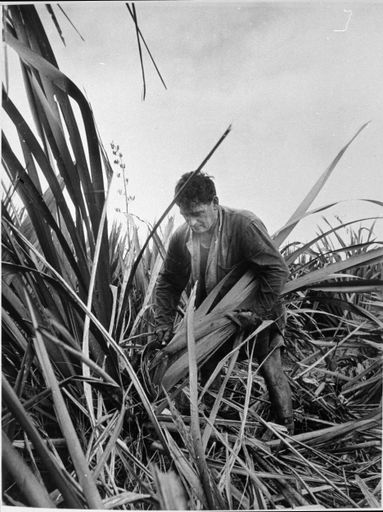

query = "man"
[[154, 171, 293, 433]]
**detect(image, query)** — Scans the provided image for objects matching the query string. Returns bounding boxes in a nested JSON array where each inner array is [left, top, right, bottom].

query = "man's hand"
[[226, 310, 262, 330], [155, 325, 173, 346]]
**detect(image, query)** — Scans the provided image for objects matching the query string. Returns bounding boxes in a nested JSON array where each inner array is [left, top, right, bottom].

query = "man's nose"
[[188, 217, 198, 228]]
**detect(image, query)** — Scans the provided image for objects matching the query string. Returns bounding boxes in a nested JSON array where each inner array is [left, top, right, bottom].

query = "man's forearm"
[[258, 265, 288, 314], [244, 221, 289, 319], [154, 278, 183, 327]]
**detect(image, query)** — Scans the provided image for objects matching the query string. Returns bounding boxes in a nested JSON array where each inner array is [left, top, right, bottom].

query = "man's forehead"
[[179, 202, 209, 214]]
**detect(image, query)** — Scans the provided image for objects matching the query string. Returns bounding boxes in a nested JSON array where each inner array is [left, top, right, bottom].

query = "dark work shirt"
[[154, 205, 289, 329]]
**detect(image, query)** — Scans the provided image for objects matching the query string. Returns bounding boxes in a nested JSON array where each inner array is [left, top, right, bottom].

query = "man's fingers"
[[227, 311, 261, 329], [236, 311, 253, 320], [225, 312, 242, 327], [155, 326, 173, 345]]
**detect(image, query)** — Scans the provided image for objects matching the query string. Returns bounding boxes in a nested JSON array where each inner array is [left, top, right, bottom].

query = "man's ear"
[[212, 196, 219, 208]]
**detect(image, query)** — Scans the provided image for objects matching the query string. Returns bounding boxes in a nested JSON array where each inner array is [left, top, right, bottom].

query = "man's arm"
[[154, 231, 190, 342], [241, 219, 289, 321]]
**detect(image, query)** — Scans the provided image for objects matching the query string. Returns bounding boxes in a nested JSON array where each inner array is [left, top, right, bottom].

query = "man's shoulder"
[[220, 205, 264, 226], [170, 222, 189, 243]]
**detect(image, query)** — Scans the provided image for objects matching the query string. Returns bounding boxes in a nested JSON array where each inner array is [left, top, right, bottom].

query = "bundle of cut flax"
[[150, 270, 259, 391]]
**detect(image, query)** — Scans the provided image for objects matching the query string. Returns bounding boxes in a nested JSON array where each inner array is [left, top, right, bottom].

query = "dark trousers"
[[199, 326, 293, 429], [200, 325, 283, 385]]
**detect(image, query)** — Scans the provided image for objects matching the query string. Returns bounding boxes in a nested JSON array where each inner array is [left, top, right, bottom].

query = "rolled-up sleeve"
[[154, 231, 190, 327], [241, 220, 289, 321]]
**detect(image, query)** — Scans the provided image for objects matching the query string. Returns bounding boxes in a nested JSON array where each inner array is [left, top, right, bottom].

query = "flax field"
[[2, 5, 382, 510]]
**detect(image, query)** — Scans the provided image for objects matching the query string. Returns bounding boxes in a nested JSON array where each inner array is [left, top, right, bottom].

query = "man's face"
[[179, 198, 219, 233]]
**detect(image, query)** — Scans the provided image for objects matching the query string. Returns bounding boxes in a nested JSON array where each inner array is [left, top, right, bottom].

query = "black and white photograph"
[[1, 2, 382, 510]]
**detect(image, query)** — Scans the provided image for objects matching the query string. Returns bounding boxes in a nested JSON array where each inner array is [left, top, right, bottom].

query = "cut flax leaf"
[[160, 320, 235, 390], [156, 270, 256, 388]]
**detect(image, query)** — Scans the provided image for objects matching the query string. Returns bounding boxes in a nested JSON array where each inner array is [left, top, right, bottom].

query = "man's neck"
[[199, 220, 217, 246]]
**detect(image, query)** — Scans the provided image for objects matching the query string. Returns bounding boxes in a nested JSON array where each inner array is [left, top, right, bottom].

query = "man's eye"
[[183, 212, 202, 220]]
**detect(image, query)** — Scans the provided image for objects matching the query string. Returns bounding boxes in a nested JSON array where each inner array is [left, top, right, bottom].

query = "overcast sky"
[[5, 1, 383, 242]]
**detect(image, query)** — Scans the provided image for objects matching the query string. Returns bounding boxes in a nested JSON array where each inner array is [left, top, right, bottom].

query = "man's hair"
[[174, 171, 216, 208]]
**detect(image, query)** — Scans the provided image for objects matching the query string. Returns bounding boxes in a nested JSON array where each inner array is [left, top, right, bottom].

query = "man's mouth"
[[192, 226, 209, 234]]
